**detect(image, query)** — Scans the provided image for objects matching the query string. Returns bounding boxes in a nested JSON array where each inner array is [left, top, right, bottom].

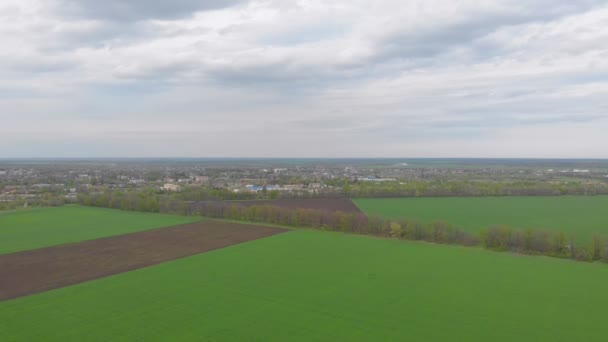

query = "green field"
[[0, 206, 200, 254], [2, 227, 608, 341], [354, 196, 608, 242]]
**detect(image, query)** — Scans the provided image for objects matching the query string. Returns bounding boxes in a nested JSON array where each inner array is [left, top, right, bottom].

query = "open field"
[[0, 206, 200, 255], [355, 196, 608, 242], [2, 228, 608, 341], [228, 198, 362, 213], [0, 221, 285, 301]]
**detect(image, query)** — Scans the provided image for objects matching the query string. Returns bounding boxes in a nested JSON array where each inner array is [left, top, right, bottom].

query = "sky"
[[1, 0, 607, 158]]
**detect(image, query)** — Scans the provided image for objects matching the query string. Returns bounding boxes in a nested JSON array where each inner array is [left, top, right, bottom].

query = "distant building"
[[246, 185, 266, 192], [308, 183, 322, 189], [163, 183, 182, 192], [245, 184, 301, 192], [65, 193, 78, 201], [194, 176, 209, 184], [360, 176, 396, 182]]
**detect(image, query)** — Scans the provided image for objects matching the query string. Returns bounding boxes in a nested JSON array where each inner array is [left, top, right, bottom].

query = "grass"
[[0, 206, 200, 254], [2, 228, 608, 341], [354, 196, 608, 242]]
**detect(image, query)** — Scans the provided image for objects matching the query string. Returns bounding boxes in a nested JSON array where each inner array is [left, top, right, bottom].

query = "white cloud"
[[1, 0, 607, 157]]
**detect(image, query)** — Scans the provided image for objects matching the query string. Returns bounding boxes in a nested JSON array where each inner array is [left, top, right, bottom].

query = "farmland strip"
[[0, 221, 286, 301]]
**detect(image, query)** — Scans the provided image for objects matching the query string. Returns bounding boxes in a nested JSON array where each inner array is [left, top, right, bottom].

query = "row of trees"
[[79, 191, 608, 264], [80, 179, 608, 206], [161, 201, 481, 247], [0, 200, 24, 211], [79, 189, 160, 213], [482, 226, 608, 262], [337, 180, 608, 198], [0, 193, 64, 211]]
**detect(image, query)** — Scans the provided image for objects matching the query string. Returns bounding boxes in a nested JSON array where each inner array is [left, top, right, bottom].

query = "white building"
[[163, 183, 182, 192]]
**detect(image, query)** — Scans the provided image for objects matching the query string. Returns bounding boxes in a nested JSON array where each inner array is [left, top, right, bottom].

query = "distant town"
[[2, 158, 608, 210]]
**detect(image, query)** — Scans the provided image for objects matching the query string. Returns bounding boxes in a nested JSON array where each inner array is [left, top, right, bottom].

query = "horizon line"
[[1, 157, 608, 161]]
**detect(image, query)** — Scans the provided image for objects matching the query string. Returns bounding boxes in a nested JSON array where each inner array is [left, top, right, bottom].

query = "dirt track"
[[0, 221, 286, 301], [230, 198, 362, 213]]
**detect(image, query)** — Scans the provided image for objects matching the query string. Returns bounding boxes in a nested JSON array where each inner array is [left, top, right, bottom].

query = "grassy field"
[[2, 228, 608, 341], [0, 206, 200, 254], [354, 196, 608, 242]]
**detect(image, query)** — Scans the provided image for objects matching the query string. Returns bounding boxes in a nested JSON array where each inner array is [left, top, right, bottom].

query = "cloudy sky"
[[2, 0, 607, 158]]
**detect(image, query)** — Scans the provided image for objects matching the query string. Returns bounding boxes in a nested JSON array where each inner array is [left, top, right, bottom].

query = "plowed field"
[[0, 221, 285, 301]]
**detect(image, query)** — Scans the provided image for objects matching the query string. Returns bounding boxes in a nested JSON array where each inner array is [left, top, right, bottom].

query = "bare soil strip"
[[0, 221, 286, 301]]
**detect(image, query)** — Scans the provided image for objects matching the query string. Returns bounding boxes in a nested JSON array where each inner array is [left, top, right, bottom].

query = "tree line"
[[336, 180, 608, 198], [0, 193, 64, 211], [75, 179, 608, 206], [78, 191, 608, 264]]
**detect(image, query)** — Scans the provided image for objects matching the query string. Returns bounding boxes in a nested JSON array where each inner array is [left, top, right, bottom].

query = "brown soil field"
[[229, 198, 362, 213], [0, 221, 286, 302]]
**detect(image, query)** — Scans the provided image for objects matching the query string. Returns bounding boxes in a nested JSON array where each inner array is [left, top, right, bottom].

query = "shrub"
[[483, 226, 511, 251], [390, 222, 402, 238], [574, 248, 589, 262], [589, 235, 605, 261]]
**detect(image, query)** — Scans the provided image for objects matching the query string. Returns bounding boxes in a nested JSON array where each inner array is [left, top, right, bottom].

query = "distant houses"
[[162, 183, 182, 192], [194, 176, 209, 184], [359, 176, 396, 182], [244, 184, 305, 192]]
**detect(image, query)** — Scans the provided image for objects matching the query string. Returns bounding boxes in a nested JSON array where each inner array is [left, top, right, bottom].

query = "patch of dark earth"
[[0, 221, 286, 301]]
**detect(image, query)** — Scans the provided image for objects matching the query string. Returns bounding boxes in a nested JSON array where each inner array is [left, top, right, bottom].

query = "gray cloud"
[[1, 0, 608, 157], [59, 0, 246, 21], [373, 1, 606, 63]]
